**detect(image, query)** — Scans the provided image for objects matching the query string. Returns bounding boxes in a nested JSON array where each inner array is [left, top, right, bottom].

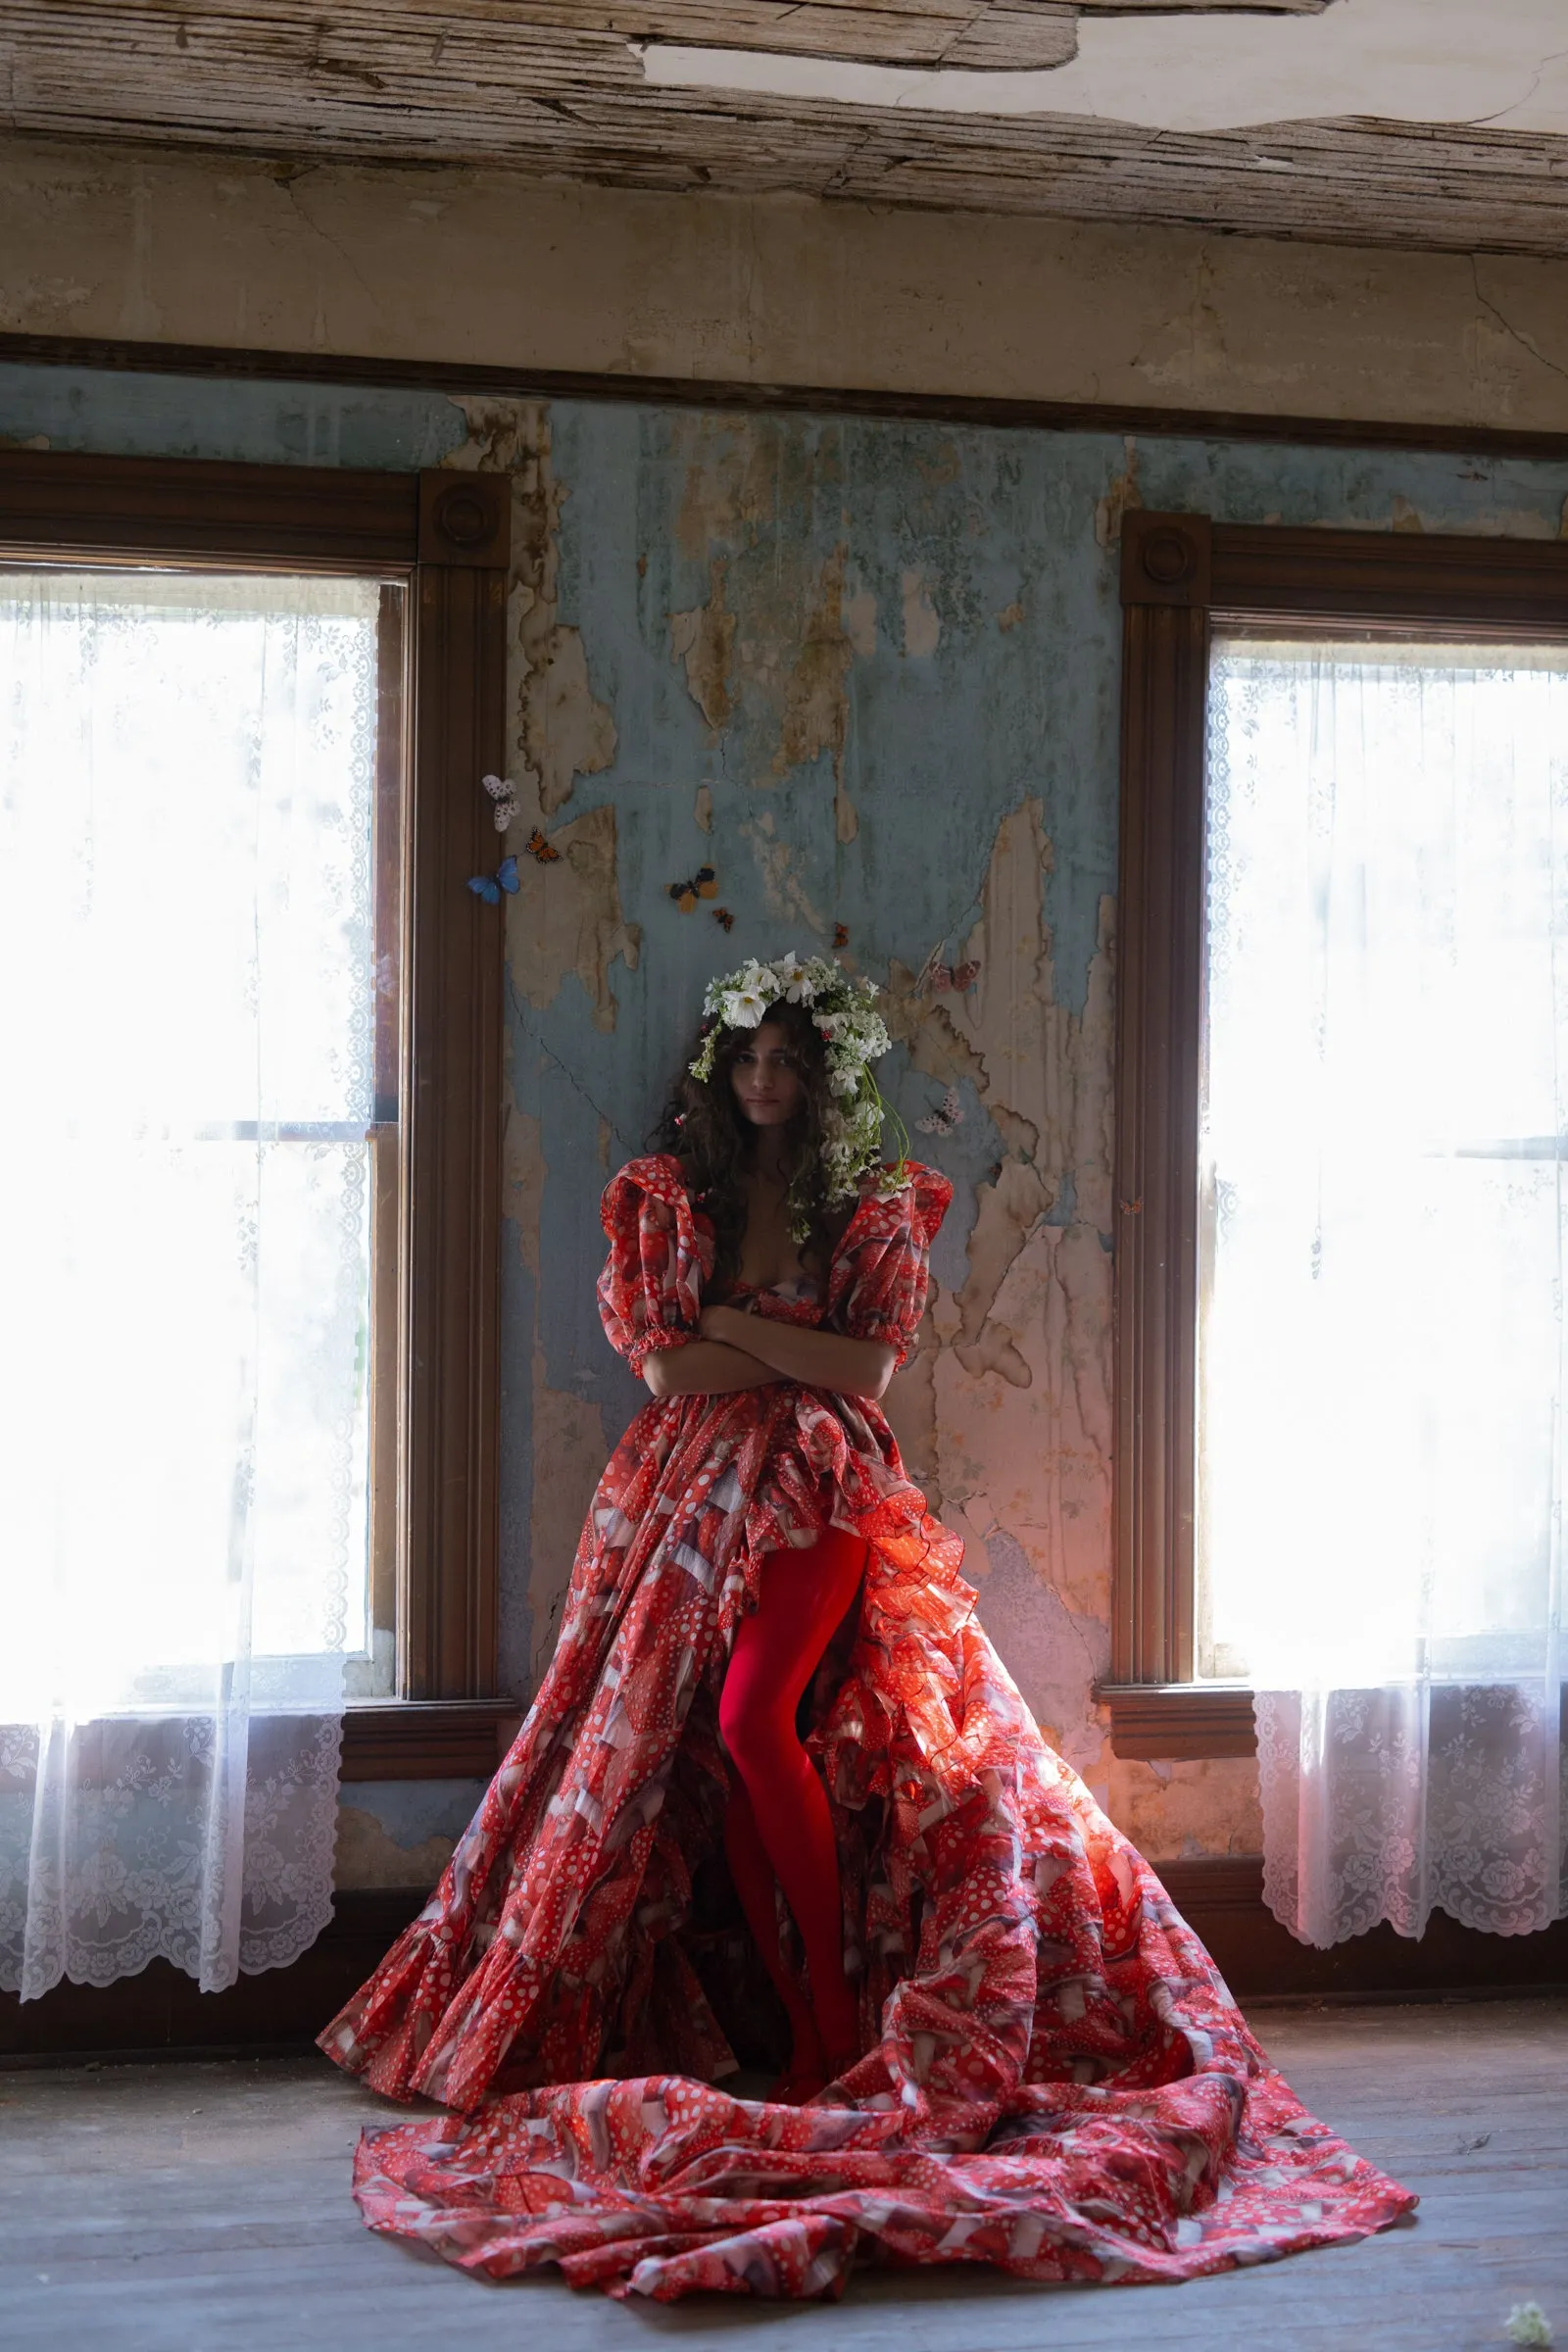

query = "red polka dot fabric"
[[320, 1154, 1414, 2299]]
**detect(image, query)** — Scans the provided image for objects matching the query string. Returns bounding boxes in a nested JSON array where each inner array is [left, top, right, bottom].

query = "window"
[[0, 451, 511, 1777], [1, 566, 393, 1716], [1200, 634, 1565, 1695], [1107, 512, 1568, 1760]]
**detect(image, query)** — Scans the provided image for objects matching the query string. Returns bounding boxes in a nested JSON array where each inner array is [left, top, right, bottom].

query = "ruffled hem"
[[350, 2062, 1414, 2300]]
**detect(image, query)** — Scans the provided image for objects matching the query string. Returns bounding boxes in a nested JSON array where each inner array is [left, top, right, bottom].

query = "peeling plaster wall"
[[6, 356, 1568, 1882], [491, 399, 1568, 1868], [335, 1780, 490, 1891]]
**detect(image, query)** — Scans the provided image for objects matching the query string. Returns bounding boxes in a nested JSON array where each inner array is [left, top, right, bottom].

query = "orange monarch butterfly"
[[525, 829, 561, 864]]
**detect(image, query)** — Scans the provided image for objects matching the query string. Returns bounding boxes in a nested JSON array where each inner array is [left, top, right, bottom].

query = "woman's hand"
[[698, 1299, 750, 1346]]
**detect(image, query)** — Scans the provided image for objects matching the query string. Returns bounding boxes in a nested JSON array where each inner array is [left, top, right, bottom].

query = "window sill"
[[1101, 1684, 1257, 1761], [339, 1700, 522, 1781]]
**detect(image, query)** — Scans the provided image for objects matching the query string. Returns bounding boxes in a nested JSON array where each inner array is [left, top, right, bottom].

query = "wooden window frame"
[[1106, 510, 1568, 1761], [0, 449, 514, 1777]]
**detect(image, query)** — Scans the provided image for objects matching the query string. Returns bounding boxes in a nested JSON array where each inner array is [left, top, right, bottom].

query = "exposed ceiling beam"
[[1, 0, 1564, 259]]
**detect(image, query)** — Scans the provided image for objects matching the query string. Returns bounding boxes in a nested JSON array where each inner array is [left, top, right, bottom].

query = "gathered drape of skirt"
[[320, 1371, 1415, 2299]]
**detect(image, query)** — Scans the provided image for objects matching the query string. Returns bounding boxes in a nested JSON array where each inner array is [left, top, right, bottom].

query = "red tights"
[[718, 1526, 866, 2088]]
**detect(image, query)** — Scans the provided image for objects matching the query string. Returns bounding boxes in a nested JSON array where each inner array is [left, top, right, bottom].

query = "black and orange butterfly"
[[525, 829, 561, 864], [667, 863, 717, 913], [712, 906, 735, 932]]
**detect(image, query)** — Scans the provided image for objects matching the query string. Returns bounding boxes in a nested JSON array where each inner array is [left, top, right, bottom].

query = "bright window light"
[[1199, 638, 1567, 1690], [0, 570, 385, 1720]]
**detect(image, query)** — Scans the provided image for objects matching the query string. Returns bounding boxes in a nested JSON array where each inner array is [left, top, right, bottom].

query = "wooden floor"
[[3, 1998, 1565, 2352]]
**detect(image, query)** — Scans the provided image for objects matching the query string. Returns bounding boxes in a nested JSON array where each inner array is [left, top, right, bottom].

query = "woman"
[[322, 951, 1412, 2300]]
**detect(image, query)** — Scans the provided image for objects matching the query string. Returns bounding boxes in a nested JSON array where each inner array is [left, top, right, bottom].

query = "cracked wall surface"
[[9, 140, 1568, 435], [486, 397, 1568, 1868], [6, 357, 1568, 1885]]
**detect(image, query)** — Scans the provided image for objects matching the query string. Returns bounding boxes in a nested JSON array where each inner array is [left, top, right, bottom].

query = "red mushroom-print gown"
[[322, 1154, 1413, 2299]]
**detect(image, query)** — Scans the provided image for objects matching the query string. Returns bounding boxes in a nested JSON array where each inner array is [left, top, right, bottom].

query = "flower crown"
[[688, 950, 908, 1227]]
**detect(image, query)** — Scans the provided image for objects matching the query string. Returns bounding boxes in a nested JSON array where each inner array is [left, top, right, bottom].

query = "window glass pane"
[[0, 569, 397, 1714], [1198, 638, 1568, 1686]]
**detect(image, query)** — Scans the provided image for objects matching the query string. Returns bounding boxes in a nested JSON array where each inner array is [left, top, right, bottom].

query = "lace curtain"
[[0, 569, 379, 1999], [1202, 637, 1566, 1948]]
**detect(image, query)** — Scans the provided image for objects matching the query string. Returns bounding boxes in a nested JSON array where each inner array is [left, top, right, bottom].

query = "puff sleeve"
[[596, 1155, 708, 1378], [826, 1162, 953, 1370]]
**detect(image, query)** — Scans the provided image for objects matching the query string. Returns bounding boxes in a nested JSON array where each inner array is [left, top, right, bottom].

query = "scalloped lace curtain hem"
[[0, 1712, 345, 2001], [1253, 1686, 1567, 1948]]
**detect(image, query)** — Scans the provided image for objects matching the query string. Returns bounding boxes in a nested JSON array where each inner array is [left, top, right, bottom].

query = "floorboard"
[[2, 1998, 1564, 2351]]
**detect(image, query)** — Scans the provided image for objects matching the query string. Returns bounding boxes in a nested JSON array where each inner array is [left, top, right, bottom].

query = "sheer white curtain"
[[1201, 637, 1566, 1948], [0, 569, 379, 1998]]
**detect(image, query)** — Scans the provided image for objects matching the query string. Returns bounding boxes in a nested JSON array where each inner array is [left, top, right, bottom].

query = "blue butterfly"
[[466, 856, 520, 905]]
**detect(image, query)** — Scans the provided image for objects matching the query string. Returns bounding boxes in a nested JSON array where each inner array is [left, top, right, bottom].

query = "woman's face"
[[729, 1020, 805, 1128]]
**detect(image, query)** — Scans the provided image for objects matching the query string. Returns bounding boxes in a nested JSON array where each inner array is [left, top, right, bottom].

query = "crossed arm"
[[640, 1302, 898, 1403]]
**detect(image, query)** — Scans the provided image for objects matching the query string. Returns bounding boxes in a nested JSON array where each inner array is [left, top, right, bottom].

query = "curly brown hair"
[[651, 999, 842, 1297]]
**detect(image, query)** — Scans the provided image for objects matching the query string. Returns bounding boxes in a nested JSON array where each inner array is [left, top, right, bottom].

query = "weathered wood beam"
[[2, 0, 1566, 259]]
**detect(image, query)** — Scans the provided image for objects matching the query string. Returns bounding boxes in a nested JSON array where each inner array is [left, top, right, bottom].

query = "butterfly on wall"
[[466, 856, 520, 905], [524, 829, 561, 864], [913, 940, 982, 997], [667, 864, 717, 913], [834, 923, 850, 950], [916, 1085, 964, 1137], [480, 772, 519, 833], [931, 959, 981, 993], [712, 906, 735, 932]]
